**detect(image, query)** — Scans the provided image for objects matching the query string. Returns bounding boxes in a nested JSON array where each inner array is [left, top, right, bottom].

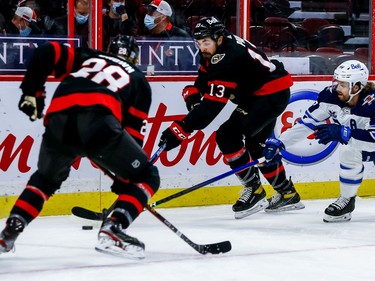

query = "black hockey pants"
[[31, 110, 150, 196]]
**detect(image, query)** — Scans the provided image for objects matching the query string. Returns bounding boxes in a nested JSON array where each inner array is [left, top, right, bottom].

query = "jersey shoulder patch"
[[211, 53, 226, 64]]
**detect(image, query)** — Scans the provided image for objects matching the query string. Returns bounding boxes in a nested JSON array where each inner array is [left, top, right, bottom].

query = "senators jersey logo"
[[211, 53, 225, 64]]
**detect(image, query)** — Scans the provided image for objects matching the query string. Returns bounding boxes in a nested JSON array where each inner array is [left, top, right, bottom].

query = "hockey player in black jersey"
[[0, 35, 160, 259], [158, 16, 304, 219], [264, 60, 375, 223]]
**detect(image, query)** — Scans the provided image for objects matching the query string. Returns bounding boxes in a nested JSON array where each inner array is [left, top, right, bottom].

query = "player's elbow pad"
[[182, 85, 201, 111]]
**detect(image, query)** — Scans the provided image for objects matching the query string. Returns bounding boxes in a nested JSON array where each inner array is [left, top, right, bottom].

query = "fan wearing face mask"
[[2, 6, 41, 37], [102, 0, 138, 51], [143, 0, 190, 38], [48, 0, 90, 48]]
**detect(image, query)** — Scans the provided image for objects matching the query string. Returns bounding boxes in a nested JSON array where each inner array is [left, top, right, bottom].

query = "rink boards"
[[1, 79, 375, 217]]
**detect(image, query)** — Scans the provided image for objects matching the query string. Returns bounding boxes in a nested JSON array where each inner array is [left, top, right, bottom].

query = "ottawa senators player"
[[158, 16, 305, 219], [0, 36, 160, 259]]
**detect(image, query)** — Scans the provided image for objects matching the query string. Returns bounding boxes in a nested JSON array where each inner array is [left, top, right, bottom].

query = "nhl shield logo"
[[132, 159, 141, 168], [211, 53, 225, 64]]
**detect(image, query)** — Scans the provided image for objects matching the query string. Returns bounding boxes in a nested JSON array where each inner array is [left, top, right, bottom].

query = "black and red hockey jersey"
[[20, 42, 151, 146], [182, 32, 293, 132]]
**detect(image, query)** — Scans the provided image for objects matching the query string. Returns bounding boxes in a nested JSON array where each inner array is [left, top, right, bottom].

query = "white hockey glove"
[[18, 90, 46, 121]]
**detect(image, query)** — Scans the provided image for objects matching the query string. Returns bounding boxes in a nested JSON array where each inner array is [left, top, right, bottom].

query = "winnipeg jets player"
[[264, 60, 375, 222]]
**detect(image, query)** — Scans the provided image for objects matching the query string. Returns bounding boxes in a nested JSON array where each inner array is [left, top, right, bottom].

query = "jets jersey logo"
[[328, 110, 337, 118], [211, 54, 225, 64], [362, 94, 375, 106]]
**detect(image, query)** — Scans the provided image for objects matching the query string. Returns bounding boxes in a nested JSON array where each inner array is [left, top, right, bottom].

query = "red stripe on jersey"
[[65, 46, 75, 75], [262, 165, 285, 178], [118, 194, 143, 213], [15, 199, 40, 218], [223, 147, 246, 161], [254, 74, 293, 96], [203, 93, 228, 103], [116, 177, 130, 184], [46, 93, 123, 123], [135, 183, 155, 199], [209, 80, 237, 89], [128, 106, 148, 120], [26, 185, 49, 201], [199, 65, 207, 73], [50, 41, 61, 65], [124, 126, 144, 141]]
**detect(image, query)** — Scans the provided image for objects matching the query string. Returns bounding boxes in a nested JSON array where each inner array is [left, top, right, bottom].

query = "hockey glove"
[[159, 121, 190, 151], [181, 85, 201, 112], [263, 137, 285, 166], [315, 124, 351, 145], [18, 90, 46, 121]]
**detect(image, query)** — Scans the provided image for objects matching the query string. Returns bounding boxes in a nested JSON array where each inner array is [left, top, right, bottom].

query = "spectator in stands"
[[2, 6, 42, 36], [102, 0, 138, 51], [144, 0, 190, 38], [47, 0, 90, 48]]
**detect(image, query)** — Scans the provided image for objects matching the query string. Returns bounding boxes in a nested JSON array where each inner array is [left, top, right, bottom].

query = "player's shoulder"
[[207, 34, 245, 69], [358, 89, 375, 111], [221, 34, 248, 56]]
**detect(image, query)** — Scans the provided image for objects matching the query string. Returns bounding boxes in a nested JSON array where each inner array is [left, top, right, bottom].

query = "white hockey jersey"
[[279, 86, 375, 153]]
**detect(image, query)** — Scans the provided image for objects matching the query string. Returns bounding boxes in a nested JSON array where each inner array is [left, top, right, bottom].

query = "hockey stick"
[[145, 205, 231, 254], [150, 156, 266, 207], [71, 144, 166, 221], [72, 156, 266, 219], [85, 157, 232, 255]]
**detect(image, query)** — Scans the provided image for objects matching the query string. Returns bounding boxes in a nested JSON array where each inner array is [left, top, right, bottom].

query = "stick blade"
[[71, 206, 103, 221], [202, 240, 232, 254]]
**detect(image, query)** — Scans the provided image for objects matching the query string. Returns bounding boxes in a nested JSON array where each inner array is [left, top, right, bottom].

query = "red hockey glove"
[[159, 121, 190, 151], [182, 85, 201, 112], [18, 89, 46, 121]]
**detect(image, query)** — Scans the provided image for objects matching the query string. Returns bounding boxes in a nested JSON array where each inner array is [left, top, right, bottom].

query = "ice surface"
[[1, 198, 375, 281]]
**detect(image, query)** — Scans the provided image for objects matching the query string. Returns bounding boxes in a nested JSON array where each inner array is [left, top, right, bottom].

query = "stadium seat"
[[263, 17, 295, 51], [250, 26, 268, 48], [317, 25, 345, 49], [354, 47, 369, 63]]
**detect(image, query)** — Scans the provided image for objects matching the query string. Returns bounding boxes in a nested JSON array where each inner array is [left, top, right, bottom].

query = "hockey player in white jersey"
[[263, 60, 375, 222]]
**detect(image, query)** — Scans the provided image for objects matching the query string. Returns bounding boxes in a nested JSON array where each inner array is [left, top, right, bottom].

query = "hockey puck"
[[82, 225, 93, 230]]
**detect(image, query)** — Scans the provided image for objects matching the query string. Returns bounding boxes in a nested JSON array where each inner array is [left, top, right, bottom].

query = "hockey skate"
[[95, 219, 145, 259], [232, 185, 269, 219], [0, 215, 27, 254], [323, 196, 355, 223], [265, 180, 305, 212]]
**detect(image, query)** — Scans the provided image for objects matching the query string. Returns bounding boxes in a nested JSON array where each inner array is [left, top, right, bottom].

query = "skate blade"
[[0, 240, 14, 254], [234, 198, 269, 219], [95, 237, 145, 259], [323, 213, 352, 223], [264, 202, 305, 213]]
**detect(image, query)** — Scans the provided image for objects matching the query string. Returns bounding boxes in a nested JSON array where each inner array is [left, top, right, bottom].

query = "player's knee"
[[135, 164, 160, 194], [28, 171, 62, 196], [111, 179, 132, 195], [215, 126, 230, 151]]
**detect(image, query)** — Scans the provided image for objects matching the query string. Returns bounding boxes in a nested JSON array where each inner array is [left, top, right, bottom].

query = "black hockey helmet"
[[107, 35, 139, 64], [193, 16, 225, 41]]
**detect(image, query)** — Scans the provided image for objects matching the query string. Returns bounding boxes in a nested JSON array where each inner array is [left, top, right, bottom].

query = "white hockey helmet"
[[333, 60, 369, 102]]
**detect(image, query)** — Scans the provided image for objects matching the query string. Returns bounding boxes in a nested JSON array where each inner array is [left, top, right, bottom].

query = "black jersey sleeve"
[[122, 73, 152, 147], [20, 42, 76, 97]]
